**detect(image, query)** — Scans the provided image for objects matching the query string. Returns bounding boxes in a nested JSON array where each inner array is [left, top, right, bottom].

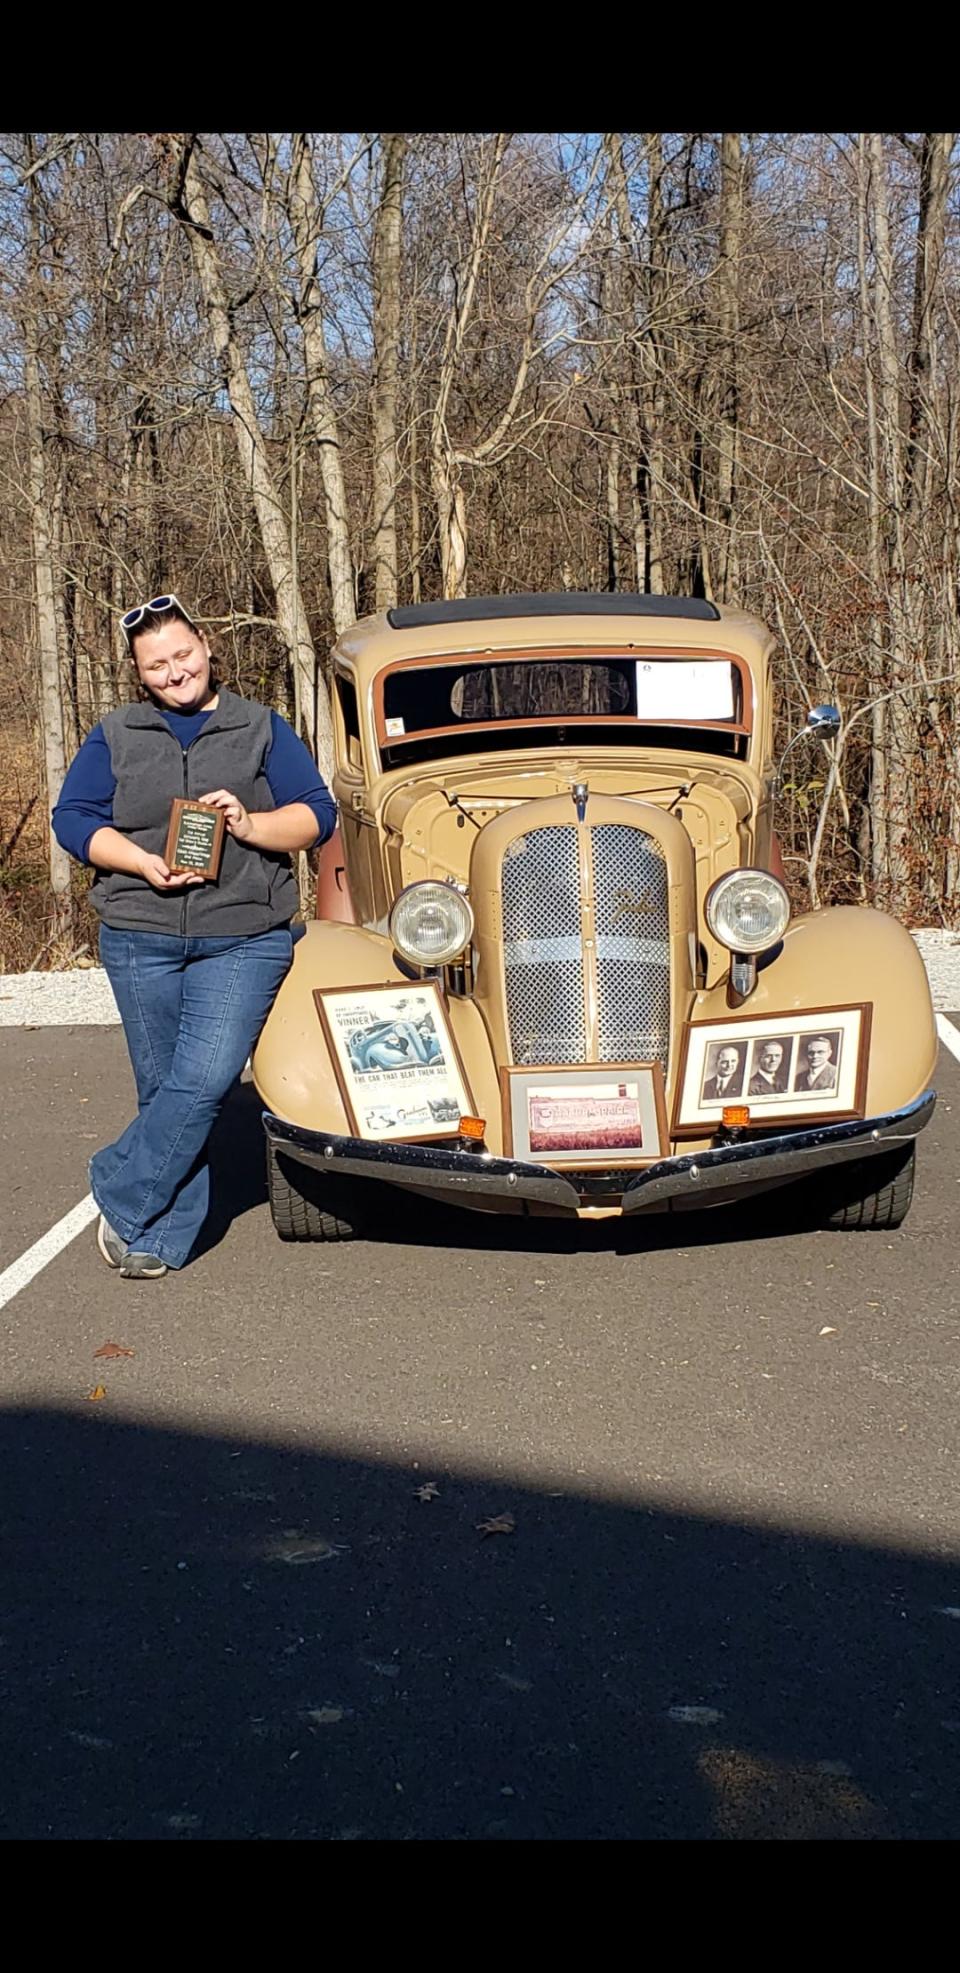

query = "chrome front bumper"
[[263, 1091, 936, 1217]]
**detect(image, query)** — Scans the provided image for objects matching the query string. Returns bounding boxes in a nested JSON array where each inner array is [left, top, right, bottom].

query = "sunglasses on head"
[[120, 594, 198, 642]]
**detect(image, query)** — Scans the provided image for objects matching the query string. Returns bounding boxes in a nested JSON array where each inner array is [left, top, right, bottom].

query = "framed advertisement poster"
[[671, 1003, 872, 1136], [313, 980, 476, 1143], [501, 1062, 667, 1167]]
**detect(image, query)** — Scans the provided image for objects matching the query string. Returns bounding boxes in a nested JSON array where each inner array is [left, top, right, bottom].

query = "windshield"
[[378, 654, 744, 758]]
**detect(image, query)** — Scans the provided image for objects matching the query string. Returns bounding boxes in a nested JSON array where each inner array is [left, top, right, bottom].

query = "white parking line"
[[936, 1012, 960, 1065], [0, 1194, 99, 1312]]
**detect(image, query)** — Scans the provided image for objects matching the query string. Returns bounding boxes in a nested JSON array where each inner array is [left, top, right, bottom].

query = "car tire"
[[267, 1145, 365, 1241], [792, 1145, 916, 1231], [821, 1145, 916, 1230]]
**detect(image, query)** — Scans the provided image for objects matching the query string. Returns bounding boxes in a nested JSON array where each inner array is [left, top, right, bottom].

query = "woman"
[[53, 594, 336, 1279]]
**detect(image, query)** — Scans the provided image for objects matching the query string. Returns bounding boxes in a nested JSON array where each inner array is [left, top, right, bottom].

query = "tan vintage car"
[[253, 594, 937, 1240]]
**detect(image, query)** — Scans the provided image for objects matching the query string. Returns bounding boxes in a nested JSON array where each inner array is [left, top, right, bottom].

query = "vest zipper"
[[180, 748, 190, 936]]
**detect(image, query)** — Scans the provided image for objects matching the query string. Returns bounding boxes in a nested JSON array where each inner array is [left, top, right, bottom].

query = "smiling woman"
[[51, 595, 337, 1280]]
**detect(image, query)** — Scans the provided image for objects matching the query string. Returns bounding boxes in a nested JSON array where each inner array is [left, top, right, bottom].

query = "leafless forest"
[[1, 132, 957, 966]]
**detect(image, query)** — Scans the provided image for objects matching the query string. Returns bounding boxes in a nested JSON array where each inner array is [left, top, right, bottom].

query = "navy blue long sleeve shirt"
[[52, 707, 337, 864]]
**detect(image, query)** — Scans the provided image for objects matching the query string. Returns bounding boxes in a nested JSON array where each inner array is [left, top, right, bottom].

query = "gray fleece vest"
[[94, 689, 299, 935]]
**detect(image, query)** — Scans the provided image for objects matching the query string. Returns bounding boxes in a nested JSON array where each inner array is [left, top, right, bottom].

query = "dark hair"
[[128, 600, 199, 656], [129, 603, 218, 698]]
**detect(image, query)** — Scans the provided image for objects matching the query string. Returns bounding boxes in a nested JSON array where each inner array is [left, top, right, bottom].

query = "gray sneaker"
[[97, 1216, 127, 1268], [120, 1251, 168, 1280]]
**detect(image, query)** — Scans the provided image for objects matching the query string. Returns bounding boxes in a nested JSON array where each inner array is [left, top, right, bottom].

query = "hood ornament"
[[572, 781, 589, 822]]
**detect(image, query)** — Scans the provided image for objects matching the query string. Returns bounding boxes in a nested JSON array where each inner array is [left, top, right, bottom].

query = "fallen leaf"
[[414, 1482, 440, 1501], [268, 1533, 349, 1564], [87, 1384, 107, 1402], [477, 1513, 516, 1538], [94, 1341, 135, 1360]]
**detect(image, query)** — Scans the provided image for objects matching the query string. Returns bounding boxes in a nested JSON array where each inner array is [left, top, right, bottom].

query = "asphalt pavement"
[[1, 1024, 958, 1840]]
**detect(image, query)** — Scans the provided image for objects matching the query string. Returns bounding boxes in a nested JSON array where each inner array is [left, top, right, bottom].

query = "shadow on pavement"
[[191, 1080, 270, 1258], [1, 1403, 957, 1839]]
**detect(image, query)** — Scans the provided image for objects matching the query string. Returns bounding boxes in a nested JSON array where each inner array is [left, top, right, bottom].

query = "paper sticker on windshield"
[[384, 716, 406, 737], [635, 660, 735, 720]]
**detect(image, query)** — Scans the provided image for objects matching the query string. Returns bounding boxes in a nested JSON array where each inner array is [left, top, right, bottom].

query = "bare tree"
[[715, 132, 743, 600], [22, 141, 73, 943], [903, 131, 954, 521], [171, 136, 333, 774], [370, 134, 406, 611], [287, 133, 361, 638]]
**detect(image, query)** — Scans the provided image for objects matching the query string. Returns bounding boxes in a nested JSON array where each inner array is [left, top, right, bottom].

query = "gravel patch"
[[1, 928, 959, 1027], [911, 930, 960, 1011], [0, 970, 120, 1026]]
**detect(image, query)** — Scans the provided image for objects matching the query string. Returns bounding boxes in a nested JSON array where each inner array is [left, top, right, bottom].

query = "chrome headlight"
[[705, 869, 790, 953], [389, 881, 475, 966]]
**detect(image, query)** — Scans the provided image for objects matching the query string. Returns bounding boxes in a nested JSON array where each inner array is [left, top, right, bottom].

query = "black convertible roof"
[[386, 593, 721, 630]]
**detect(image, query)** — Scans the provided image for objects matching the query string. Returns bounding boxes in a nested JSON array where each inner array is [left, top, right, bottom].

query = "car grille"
[[501, 822, 671, 1069]]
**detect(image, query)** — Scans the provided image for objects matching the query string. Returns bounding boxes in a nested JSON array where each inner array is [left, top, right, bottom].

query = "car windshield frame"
[[372, 646, 753, 763]]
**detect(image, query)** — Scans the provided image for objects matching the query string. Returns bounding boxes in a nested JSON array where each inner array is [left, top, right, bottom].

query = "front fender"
[[694, 907, 937, 1115], [252, 922, 404, 1130], [252, 921, 503, 1141]]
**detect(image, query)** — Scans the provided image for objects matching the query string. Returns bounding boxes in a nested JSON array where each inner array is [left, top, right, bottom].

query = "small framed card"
[[164, 799, 225, 880], [501, 1062, 668, 1167]]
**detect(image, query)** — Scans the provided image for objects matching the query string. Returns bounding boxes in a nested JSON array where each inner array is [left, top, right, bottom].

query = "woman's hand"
[[137, 851, 205, 891], [194, 793, 319, 854], [197, 788, 253, 841]]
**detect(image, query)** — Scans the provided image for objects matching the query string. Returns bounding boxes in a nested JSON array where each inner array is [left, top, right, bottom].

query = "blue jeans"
[[92, 926, 293, 1268]]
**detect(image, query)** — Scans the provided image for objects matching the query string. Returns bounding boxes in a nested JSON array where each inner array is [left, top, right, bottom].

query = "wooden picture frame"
[[164, 799, 226, 880], [671, 1003, 873, 1137], [501, 1061, 668, 1168], [313, 979, 476, 1144]]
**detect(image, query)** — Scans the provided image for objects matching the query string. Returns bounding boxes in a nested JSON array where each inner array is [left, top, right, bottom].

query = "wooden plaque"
[[164, 799, 225, 880]]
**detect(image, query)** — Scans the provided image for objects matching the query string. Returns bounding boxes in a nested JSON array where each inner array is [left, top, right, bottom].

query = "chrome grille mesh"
[[500, 819, 671, 1072], [501, 827, 586, 1064], [591, 824, 670, 1071]]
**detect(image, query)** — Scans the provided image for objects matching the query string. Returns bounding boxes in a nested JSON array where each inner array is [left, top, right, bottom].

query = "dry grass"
[[0, 727, 100, 971]]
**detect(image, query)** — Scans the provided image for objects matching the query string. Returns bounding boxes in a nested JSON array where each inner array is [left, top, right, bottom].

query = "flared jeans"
[[91, 926, 292, 1267]]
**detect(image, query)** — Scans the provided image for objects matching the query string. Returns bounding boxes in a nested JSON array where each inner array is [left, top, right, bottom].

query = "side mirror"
[[774, 703, 842, 798], [806, 704, 841, 739]]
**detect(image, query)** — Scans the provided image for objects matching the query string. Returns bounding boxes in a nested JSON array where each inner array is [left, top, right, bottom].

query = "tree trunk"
[[432, 455, 468, 598], [24, 309, 73, 943], [644, 133, 666, 594], [288, 134, 357, 641], [857, 136, 888, 895], [605, 440, 621, 590], [177, 142, 333, 777], [867, 132, 913, 908], [906, 133, 954, 524], [428, 134, 510, 599], [599, 202, 623, 590], [370, 134, 406, 612], [715, 132, 742, 601]]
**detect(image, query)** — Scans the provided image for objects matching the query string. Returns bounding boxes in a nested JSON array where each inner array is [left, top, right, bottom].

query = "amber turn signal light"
[[458, 1114, 486, 1141], [721, 1105, 750, 1128]]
